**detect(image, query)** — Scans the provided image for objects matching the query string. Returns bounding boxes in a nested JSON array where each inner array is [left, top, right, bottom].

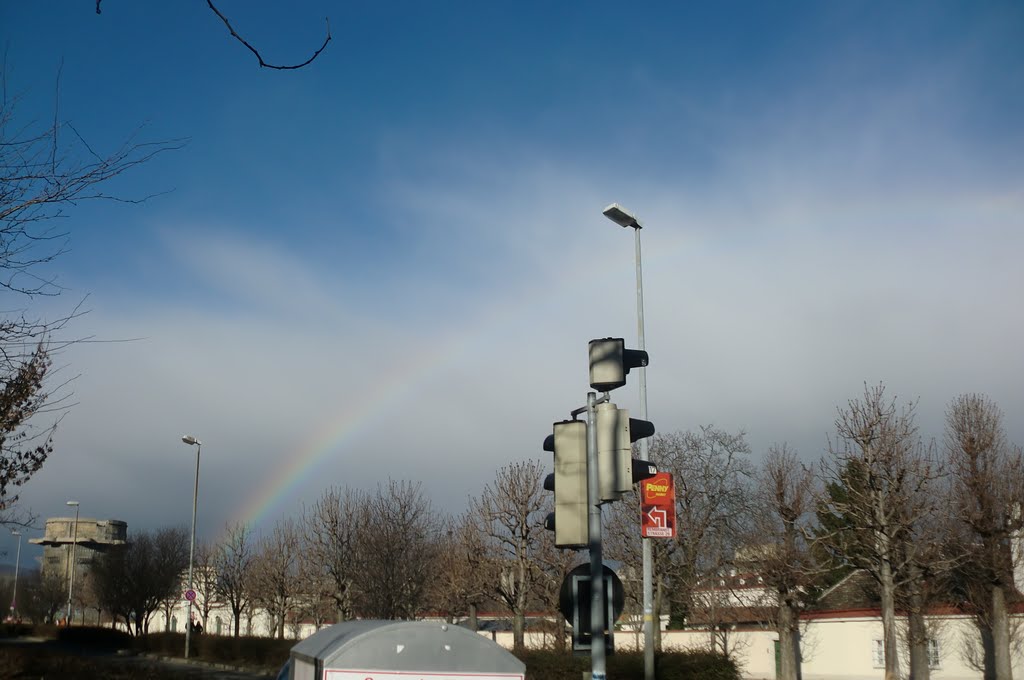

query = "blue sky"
[[1, 1, 1022, 567]]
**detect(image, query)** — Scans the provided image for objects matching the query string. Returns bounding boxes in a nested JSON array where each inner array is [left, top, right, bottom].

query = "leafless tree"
[[817, 384, 941, 680], [654, 427, 754, 654], [212, 521, 254, 637], [428, 511, 490, 627], [2, 1, 326, 511], [191, 541, 220, 630], [603, 492, 648, 646], [945, 394, 1024, 680], [531, 511, 579, 651], [92, 527, 189, 634], [895, 472, 960, 680], [746, 444, 819, 680], [298, 486, 364, 623], [0, 62, 182, 523], [19, 568, 66, 623], [249, 518, 301, 639], [470, 460, 548, 651], [156, 533, 205, 632], [350, 480, 438, 620]]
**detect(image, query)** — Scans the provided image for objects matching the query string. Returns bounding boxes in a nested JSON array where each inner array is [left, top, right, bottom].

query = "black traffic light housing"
[[595, 403, 657, 501], [543, 420, 589, 548], [589, 338, 649, 392]]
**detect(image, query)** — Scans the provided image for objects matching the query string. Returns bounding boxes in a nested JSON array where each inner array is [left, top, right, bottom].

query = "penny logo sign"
[[640, 472, 676, 538]]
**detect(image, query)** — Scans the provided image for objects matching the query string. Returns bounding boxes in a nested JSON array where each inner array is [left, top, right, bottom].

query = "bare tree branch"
[[206, 1, 332, 71], [0, 64, 183, 524]]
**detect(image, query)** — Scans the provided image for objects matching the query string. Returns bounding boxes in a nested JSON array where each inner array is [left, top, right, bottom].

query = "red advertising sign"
[[640, 472, 676, 538]]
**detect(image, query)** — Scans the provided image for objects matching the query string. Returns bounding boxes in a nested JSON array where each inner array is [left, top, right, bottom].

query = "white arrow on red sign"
[[646, 506, 667, 528]]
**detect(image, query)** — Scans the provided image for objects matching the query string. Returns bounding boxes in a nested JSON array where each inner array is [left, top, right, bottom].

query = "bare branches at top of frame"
[[94, 1, 332, 70], [1, 90, 187, 298], [206, 1, 332, 71]]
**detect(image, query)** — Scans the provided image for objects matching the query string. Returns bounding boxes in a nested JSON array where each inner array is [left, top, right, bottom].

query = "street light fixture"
[[9, 530, 22, 621], [181, 435, 202, 659], [602, 202, 654, 680], [602, 203, 642, 230], [65, 501, 80, 625]]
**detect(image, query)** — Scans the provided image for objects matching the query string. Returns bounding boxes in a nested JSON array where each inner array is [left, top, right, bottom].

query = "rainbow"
[[229, 335, 452, 532], [230, 223, 683, 533]]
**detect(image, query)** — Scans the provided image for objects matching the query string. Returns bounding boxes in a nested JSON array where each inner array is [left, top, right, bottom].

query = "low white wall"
[[144, 599, 1020, 680]]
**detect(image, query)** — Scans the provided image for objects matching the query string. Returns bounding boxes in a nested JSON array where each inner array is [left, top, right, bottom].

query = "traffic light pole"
[[585, 391, 606, 680], [554, 328, 654, 678]]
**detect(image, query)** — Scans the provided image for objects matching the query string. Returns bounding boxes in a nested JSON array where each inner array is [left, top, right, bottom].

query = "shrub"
[[516, 649, 587, 680], [129, 631, 291, 669], [0, 622, 34, 639], [192, 633, 293, 668], [513, 648, 739, 680], [656, 650, 741, 680], [55, 625, 134, 649], [134, 631, 183, 656]]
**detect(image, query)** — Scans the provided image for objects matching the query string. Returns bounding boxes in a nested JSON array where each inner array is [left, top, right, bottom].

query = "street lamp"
[[65, 501, 80, 625], [602, 202, 654, 680], [9, 530, 22, 621], [181, 434, 202, 659]]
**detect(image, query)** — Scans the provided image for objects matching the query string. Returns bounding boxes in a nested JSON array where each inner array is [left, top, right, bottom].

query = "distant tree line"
[[3, 386, 1018, 680], [602, 386, 1021, 680]]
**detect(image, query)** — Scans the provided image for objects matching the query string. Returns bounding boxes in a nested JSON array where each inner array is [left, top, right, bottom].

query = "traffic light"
[[595, 403, 657, 502], [543, 420, 589, 548], [589, 338, 649, 392]]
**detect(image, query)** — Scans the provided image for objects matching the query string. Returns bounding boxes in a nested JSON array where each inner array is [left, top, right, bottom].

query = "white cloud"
[[11, 31, 1024, 554]]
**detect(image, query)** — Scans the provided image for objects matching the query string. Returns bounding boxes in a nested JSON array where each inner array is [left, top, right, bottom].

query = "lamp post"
[[181, 435, 202, 659], [65, 501, 80, 625], [602, 203, 655, 680], [9, 530, 21, 620]]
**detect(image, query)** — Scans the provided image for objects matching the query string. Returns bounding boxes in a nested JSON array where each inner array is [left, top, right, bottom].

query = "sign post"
[[640, 472, 676, 538]]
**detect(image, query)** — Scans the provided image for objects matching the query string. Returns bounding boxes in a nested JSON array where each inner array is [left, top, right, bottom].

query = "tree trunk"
[[991, 585, 1013, 680], [778, 600, 801, 680], [468, 603, 478, 631], [980, 620, 996, 680], [909, 602, 933, 675], [512, 610, 525, 651], [794, 624, 804, 680], [880, 558, 901, 680], [907, 561, 930, 680]]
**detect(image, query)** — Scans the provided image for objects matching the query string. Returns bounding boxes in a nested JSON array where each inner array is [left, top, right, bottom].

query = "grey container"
[[285, 620, 526, 680]]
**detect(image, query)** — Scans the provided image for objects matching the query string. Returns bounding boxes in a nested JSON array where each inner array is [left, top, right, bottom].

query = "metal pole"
[[633, 224, 655, 680], [586, 391, 606, 680], [66, 505, 80, 624], [185, 442, 201, 658], [10, 532, 21, 619]]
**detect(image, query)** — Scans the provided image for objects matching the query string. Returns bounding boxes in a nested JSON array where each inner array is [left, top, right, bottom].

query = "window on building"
[[928, 638, 941, 669], [872, 640, 885, 668], [171, 616, 178, 633], [216, 616, 223, 635]]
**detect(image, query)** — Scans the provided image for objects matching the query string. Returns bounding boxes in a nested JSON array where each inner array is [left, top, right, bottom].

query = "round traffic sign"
[[558, 563, 625, 625], [184, 589, 197, 602]]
